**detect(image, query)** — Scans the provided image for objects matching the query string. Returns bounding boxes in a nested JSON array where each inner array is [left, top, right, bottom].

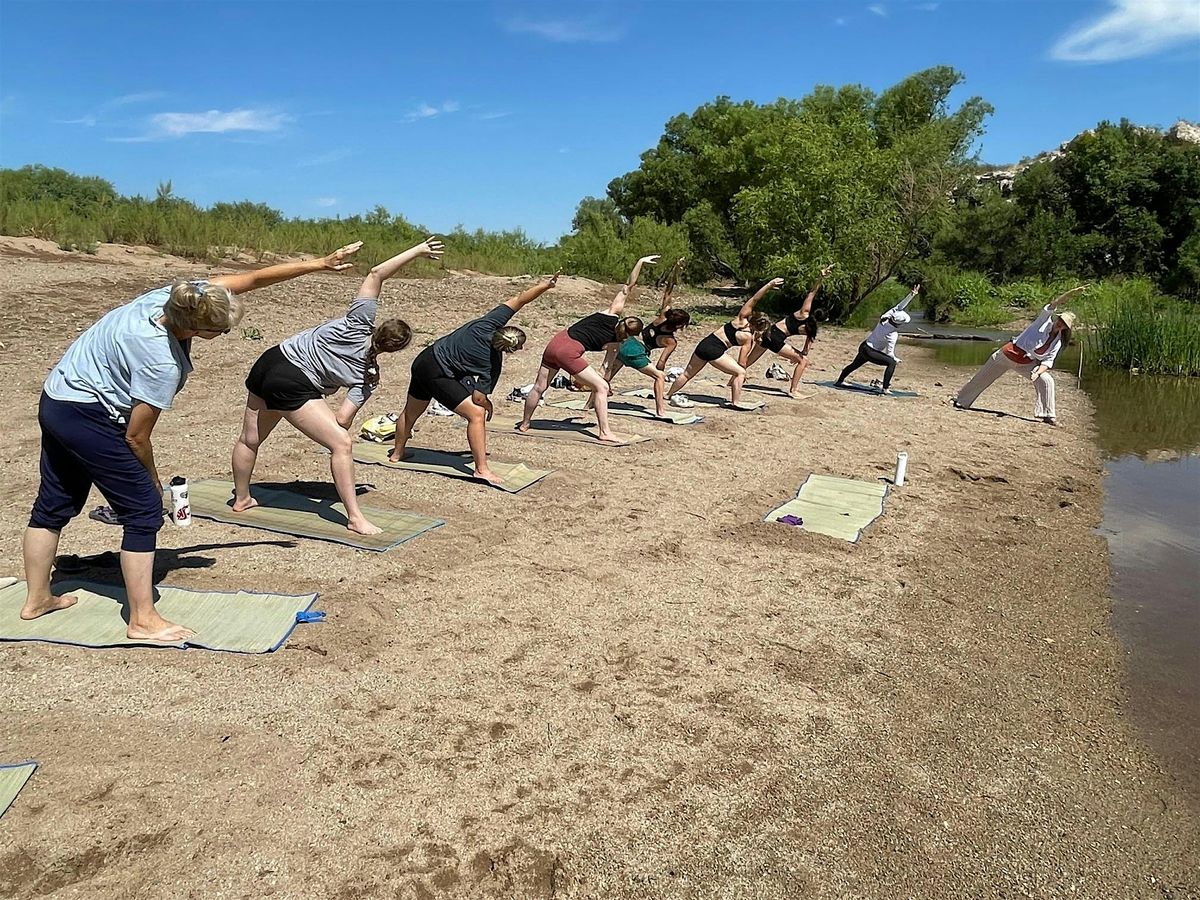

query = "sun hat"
[[890, 311, 912, 325], [1055, 311, 1077, 329]]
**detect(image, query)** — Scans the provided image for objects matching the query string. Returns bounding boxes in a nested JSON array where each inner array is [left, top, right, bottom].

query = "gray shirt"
[[432, 304, 516, 394], [280, 297, 377, 407], [44, 283, 195, 423]]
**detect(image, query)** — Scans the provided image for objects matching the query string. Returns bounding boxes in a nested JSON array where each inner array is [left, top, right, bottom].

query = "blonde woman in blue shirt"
[[21, 243, 362, 644]]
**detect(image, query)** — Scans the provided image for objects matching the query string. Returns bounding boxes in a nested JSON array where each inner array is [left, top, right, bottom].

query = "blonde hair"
[[491, 325, 526, 352], [748, 312, 773, 336], [164, 280, 244, 333]]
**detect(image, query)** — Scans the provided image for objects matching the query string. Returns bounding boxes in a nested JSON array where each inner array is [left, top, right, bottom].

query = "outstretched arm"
[[894, 283, 920, 314], [655, 338, 678, 370], [737, 277, 785, 320], [358, 236, 444, 299], [505, 270, 560, 313], [660, 257, 685, 314], [1049, 284, 1089, 309], [795, 263, 835, 318], [209, 241, 363, 294], [608, 255, 660, 316]]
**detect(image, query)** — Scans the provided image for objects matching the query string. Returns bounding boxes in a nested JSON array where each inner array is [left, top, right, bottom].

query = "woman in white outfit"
[[836, 285, 921, 393], [954, 285, 1086, 425]]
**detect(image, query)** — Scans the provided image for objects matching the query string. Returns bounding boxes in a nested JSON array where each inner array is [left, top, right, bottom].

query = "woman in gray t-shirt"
[[231, 237, 443, 536]]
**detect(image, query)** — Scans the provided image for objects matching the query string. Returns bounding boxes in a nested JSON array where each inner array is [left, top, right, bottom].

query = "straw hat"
[[1056, 311, 1077, 330]]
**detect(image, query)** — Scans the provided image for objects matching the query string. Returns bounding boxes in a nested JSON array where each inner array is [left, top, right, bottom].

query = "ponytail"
[[364, 318, 412, 387]]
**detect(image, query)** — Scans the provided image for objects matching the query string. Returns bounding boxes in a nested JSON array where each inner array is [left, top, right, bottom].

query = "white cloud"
[[109, 107, 292, 142], [1051, 0, 1200, 63], [478, 110, 513, 121], [868, 4, 887, 16], [403, 100, 460, 122], [504, 17, 622, 43], [315, 197, 338, 208], [59, 90, 165, 127]]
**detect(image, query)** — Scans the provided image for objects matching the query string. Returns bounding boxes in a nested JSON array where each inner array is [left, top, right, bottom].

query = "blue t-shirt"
[[44, 283, 196, 424]]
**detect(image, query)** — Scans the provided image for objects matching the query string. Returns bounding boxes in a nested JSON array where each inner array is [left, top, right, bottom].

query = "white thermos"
[[895, 452, 909, 487], [169, 476, 191, 527]]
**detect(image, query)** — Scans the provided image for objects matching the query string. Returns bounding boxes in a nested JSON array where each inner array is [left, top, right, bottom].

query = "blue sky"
[[1, 0, 1198, 243]]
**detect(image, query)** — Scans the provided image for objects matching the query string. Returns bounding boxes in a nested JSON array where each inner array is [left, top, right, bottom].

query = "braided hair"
[[364, 318, 412, 387]]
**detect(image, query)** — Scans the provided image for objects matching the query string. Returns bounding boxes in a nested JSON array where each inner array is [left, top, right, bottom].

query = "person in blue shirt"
[[390, 271, 560, 485], [21, 242, 362, 644]]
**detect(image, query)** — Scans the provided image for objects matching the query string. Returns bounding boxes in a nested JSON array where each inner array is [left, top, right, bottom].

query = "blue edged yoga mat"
[[813, 380, 919, 398], [0, 580, 322, 653], [0, 761, 37, 818]]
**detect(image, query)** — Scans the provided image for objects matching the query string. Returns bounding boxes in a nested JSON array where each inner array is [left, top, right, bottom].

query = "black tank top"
[[642, 322, 669, 350], [786, 314, 809, 336], [567, 312, 619, 351], [723, 321, 743, 344]]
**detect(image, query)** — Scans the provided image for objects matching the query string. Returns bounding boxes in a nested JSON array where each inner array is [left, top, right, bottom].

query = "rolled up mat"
[[482, 415, 650, 445], [765, 474, 888, 543], [813, 380, 919, 398], [0, 580, 321, 652], [187, 480, 443, 551], [352, 443, 552, 493], [623, 387, 764, 412], [0, 762, 36, 819], [548, 397, 703, 425]]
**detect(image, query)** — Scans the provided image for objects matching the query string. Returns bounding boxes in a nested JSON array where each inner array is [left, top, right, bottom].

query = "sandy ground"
[[0, 240, 1197, 899]]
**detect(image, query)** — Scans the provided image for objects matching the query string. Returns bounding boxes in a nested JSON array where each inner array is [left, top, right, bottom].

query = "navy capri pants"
[[29, 393, 164, 552]]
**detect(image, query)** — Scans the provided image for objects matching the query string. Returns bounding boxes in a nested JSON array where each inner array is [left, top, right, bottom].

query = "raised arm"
[[737, 277, 785, 321], [607, 255, 660, 316], [894, 283, 920, 314], [659, 257, 685, 314], [1049, 284, 1089, 309], [358, 236, 444, 299], [795, 263, 835, 318], [209, 241, 363, 295], [505, 270, 560, 313]]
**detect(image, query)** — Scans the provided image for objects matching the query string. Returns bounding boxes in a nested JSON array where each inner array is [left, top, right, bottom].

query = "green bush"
[[844, 280, 914, 328]]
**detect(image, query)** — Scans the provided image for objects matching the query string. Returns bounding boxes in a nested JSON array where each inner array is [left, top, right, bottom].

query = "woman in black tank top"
[[641, 257, 691, 368], [739, 264, 834, 398], [665, 278, 779, 409], [518, 255, 659, 444]]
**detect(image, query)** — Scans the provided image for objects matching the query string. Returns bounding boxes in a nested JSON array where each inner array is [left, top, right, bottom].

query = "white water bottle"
[[895, 452, 909, 487], [169, 476, 191, 527]]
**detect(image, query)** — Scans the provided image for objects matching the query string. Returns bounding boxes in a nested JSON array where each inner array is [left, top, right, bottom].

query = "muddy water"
[[923, 337, 1200, 796]]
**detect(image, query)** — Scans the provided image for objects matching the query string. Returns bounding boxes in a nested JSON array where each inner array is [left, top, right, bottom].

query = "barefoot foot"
[[474, 468, 506, 487], [596, 432, 627, 446], [347, 518, 384, 536], [20, 593, 78, 620], [127, 619, 196, 643], [231, 496, 259, 513]]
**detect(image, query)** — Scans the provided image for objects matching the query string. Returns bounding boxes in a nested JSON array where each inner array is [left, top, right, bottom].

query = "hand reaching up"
[[323, 241, 363, 271]]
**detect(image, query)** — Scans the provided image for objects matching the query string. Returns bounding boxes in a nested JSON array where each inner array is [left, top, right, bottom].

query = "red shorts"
[[541, 330, 589, 375]]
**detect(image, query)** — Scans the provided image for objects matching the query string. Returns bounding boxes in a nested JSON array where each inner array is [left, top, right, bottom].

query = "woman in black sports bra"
[[641, 257, 691, 369], [740, 264, 834, 398], [665, 278, 778, 408]]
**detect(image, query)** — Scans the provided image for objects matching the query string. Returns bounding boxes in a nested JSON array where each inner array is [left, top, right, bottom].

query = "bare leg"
[[711, 355, 747, 405], [520, 364, 554, 431], [666, 353, 707, 398], [122, 549, 195, 642], [391, 395, 430, 461], [777, 346, 810, 396], [573, 365, 622, 444], [585, 361, 622, 412], [636, 363, 667, 416], [232, 393, 283, 512], [20, 526, 77, 619], [455, 397, 504, 485], [285, 399, 381, 535], [742, 344, 768, 382]]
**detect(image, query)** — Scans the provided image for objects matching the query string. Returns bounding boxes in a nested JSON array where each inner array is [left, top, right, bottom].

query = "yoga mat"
[[485, 415, 651, 445], [813, 380, 919, 398], [625, 387, 764, 412], [0, 762, 36, 819], [765, 474, 889, 543], [188, 480, 443, 552], [0, 580, 320, 653], [352, 443, 552, 493], [549, 397, 703, 425]]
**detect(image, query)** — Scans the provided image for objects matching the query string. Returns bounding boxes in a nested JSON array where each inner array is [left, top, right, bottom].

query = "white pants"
[[956, 349, 1055, 419]]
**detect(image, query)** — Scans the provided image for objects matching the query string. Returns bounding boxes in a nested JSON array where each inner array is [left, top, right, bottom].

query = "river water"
[[919, 337, 1200, 797]]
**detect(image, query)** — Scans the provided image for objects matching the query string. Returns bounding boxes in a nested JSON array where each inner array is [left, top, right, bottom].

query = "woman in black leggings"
[[836, 285, 919, 394]]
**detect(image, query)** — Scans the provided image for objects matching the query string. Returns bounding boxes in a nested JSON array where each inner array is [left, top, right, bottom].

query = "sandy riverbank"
[[0, 241, 1196, 898]]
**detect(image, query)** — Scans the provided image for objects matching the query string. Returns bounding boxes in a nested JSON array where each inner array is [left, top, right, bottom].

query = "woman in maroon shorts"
[[518, 255, 658, 444]]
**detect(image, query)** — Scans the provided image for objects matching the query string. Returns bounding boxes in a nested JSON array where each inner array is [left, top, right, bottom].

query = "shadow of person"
[[957, 404, 1042, 424], [233, 480, 378, 529], [52, 538, 298, 583]]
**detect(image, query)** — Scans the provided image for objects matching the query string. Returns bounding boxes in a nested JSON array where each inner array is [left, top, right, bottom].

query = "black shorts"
[[246, 345, 324, 411], [695, 333, 729, 362], [759, 327, 787, 354], [408, 345, 471, 410]]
